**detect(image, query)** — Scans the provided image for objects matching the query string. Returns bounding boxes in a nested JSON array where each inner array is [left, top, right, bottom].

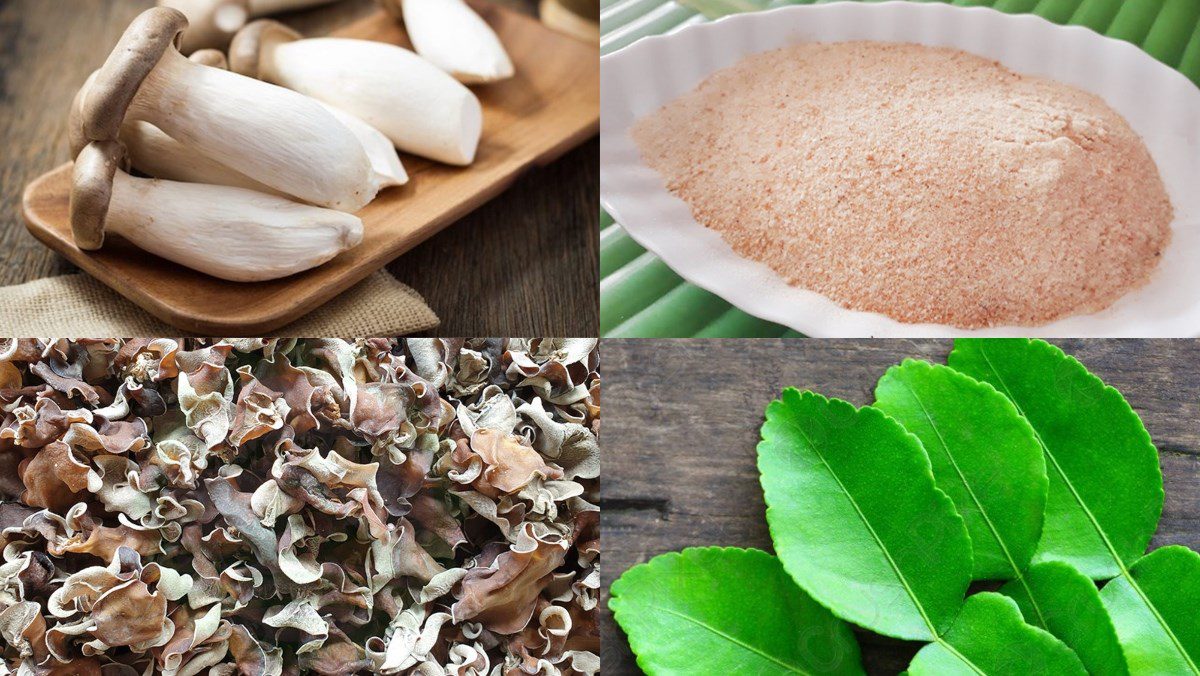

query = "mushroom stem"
[[105, 168, 362, 282], [397, 0, 515, 84], [125, 47, 375, 211], [231, 24, 482, 166], [114, 47, 405, 192], [119, 121, 282, 195], [315, 102, 408, 188]]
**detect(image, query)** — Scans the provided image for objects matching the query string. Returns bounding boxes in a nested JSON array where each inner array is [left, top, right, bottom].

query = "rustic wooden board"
[[601, 339, 1200, 675], [21, 0, 599, 335]]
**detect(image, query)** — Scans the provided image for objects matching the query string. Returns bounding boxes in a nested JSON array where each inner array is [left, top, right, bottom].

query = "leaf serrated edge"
[[1003, 560, 1129, 676], [949, 338, 1164, 566], [758, 388, 973, 643], [609, 547, 815, 676], [875, 359, 1051, 628], [910, 592, 1087, 676], [949, 339, 1190, 674]]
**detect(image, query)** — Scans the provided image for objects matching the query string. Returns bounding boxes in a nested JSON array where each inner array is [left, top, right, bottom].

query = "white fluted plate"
[[600, 1, 1200, 337]]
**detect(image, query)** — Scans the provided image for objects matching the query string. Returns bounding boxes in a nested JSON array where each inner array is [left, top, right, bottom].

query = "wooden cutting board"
[[22, 0, 599, 334]]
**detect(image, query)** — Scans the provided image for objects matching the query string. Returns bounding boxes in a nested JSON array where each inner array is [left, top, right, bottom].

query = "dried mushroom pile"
[[0, 339, 600, 675]]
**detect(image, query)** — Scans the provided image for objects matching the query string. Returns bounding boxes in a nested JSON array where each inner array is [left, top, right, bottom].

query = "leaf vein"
[[648, 604, 811, 674], [782, 414, 940, 639], [975, 344, 1199, 675], [896, 378, 1049, 629]]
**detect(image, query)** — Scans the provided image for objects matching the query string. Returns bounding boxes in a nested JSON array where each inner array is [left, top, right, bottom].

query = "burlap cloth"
[[0, 271, 440, 336]]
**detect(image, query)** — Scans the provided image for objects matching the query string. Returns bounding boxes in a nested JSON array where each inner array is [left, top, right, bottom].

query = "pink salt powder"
[[632, 41, 1174, 328]]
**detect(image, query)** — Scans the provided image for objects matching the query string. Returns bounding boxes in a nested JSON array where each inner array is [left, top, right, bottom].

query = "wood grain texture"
[[601, 339, 1200, 675], [1, 0, 598, 335]]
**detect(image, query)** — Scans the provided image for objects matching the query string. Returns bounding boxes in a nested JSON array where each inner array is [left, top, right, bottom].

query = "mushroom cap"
[[189, 48, 229, 69], [72, 50, 228, 161], [228, 19, 302, 78], [76, 7, 189, 152], [67, 72, 97, 158], [158, 0, 251, 54], [70, 141, 128, 251]]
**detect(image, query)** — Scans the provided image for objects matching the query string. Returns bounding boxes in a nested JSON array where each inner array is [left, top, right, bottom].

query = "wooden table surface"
[[602, 339, 1200, 675], [0, 0, 598, 336]]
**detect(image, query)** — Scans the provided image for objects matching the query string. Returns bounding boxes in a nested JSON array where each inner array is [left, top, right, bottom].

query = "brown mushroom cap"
[[67, 73, 97, 158], [189, 48, 229, 69], [69, 141, 128, 251], [71, 49, 227, 158], [76, 8, 189, 153], [227, 19, 302, 78]]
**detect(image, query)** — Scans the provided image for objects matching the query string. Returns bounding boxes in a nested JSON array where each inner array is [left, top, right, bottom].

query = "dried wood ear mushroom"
[[0, 338, 600, 675], [70, 7, 377, 212]]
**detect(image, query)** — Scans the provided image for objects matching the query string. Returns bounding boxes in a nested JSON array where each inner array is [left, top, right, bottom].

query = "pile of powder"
[[632, 41, 1174, 328]]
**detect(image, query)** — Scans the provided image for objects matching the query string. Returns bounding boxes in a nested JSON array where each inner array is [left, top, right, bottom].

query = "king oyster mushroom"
[[158, 0, 340, 53], [72, 7, 377, 212], [103, 49, 407, 192], [70, 140, 362, 282], [380, 0, 514, 84], [230, 20, 483, 166], [81, 49, 277, 196]]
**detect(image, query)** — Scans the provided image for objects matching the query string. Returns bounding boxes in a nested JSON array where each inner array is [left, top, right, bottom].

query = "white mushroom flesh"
[[260, 38, 483, 166], [401, 0, 514, 84], [126, 48, 377, 211], [315, 101, 409, 188], [106, 171, 363, 282], [120, 120, 283, 195]]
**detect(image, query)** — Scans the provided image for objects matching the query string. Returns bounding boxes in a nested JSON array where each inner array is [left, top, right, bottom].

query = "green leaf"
[[1000, 562, 1129, 676], [609, 547, 864, 675], [907, 593, 1088, 676], [874, 359, 1047, 581], [946, 339, 1162, 578], [758, 389, 973, 641], [676, 0, 772, 19], [949, 339, 1197, 674], [1101, 546, 1200, 675]]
